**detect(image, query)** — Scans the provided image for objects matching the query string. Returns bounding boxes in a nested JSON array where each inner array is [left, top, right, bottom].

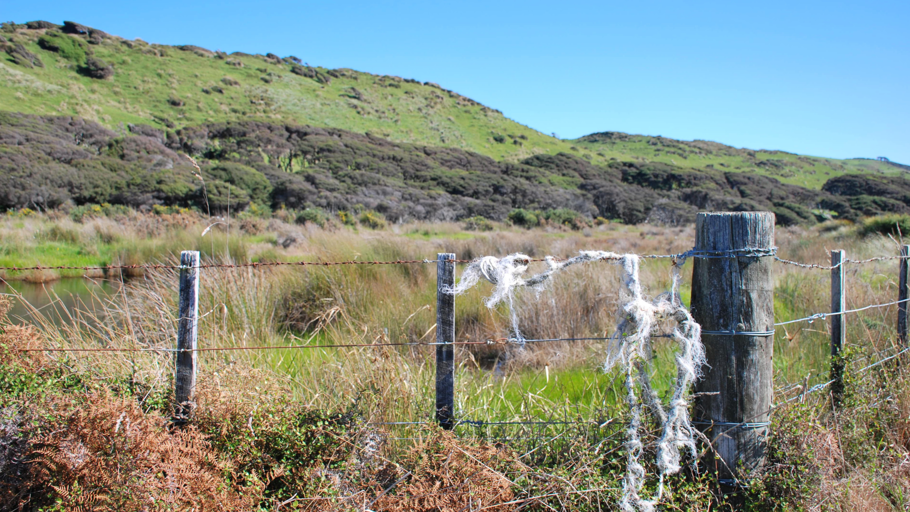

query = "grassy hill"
[[0, 20, 903, 191]]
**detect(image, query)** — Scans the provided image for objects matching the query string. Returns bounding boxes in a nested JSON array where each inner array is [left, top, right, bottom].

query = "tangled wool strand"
[[450, 251, 705, 512], [448, 251, 622, 341], [609, 255, 705, 511]]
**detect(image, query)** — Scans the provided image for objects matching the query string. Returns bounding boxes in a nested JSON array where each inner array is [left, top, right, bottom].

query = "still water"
[[1, 278, 121, 326]]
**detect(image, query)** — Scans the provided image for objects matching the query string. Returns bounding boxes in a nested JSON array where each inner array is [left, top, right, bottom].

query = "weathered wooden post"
[[436, 253, 455, 429], [830, 250, 845, 405], [899, 245, 910, 345], [174, 251, 200, 423], [692, 212, 775, 485]]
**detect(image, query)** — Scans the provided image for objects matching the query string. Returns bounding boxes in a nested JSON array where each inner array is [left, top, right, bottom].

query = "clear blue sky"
[[6, 1, 909, 162]]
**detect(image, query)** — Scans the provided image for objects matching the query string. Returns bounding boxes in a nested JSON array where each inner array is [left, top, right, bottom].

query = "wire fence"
[[6, 244, 910, 444]]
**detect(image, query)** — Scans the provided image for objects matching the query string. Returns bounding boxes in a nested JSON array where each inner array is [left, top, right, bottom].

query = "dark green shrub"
[[81, 57, 113, 79], [337, 210, 356, 226], [860, 214, 910, 238], [38, 32, 87, 62], [358, 210, 386, 229], [26, 21, 60, 30], [192, 180, 250, 213], [70, 203, 131, 222], [6, 44, 44, 68], [463, 215, 494, 231], [295, 208, 329, 228], [203, 163, 273, 205], [507, 208, 539, 228], [541, 208, 590, 230], [492, 133, 506, 144], [61, 21, 90, 35]]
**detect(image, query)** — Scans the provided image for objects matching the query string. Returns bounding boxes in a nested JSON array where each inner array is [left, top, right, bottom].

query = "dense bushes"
[[4, 43, 43, 68], [507, 208, 539, 228], [203, 162, 273, 205], [0, 113, 902, 225], [81, 56, 113, 79], [859, 214, 910, 238], [295, 208, 330, 228]]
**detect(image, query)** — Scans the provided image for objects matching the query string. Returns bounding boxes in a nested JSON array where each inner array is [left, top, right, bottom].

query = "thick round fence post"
[[899, 245, 910, 345], [692, 212, 775, 484], [830, 250, 846, 405], [436, 253, 456, 430], [174, 251, 200, 423]]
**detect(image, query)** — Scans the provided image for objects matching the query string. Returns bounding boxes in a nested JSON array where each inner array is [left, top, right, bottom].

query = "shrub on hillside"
[[203, 163, 273, 205], [860, 214, 910, 238], [463, 215, 494, 231], [70, 203, 132, 222], [337, 210, 357, 226], [221, 76, 240, 87], [358, 210, 386, 229], [507, 208, 539, 228], [5, 44, 44, 68], [81, 57, 114, 79], [26, 20, 60, 30], [295, 208, 330, 228], [191, 180, 250, 213], [61, 21, 90, 35], [542, 208, 590, 230]]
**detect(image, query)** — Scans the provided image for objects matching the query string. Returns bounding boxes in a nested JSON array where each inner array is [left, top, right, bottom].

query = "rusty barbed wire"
[[1, 248, 902, 274], [774, 254, 905, 270]]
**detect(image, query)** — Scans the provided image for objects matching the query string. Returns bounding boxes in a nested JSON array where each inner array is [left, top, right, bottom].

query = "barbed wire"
[[16, 333, 677, 353], [774, 254, 905, 270], [774, 297, 910, 327], [0, 247, 902, 274]]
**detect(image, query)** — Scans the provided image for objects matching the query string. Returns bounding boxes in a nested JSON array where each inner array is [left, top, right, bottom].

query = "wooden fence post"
[[174, 251, 200, 423], [436, 253, 455, 430], [692, 212, 775, 485], [830, 250, 845, 405], [900, 245, 910, 345]]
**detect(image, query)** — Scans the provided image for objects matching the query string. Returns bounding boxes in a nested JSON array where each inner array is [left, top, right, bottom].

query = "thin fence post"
[[830, 250, 845, 405], [900, 245, 910, 345], [692, 212, 775, 486], [436, 253, 455, 430], [174, 251, 200, 423]]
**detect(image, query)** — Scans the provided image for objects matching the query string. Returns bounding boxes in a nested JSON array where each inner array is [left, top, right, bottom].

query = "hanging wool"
[[448, 251, 705, 511]]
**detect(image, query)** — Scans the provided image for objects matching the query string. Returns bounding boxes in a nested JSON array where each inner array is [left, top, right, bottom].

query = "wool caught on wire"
[[448, 251, 705, 512], [447, 251, 623, 342]]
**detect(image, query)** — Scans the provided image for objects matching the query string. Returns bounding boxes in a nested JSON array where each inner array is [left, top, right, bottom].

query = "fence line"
[[774, 254, 904, 270], [7, 218, 910, 496], [774, 297, 910, 327], [0, 248, 902, 274], [17, 291, 910, 354]]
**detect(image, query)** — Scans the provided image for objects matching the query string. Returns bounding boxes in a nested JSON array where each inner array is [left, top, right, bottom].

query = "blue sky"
[[6, 1, 909, 162]]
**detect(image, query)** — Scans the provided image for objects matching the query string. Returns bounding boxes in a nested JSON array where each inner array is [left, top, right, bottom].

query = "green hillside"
[[0, 20, 903, 191], [0, 21, 565, 163], [573, 132, 902, 190]]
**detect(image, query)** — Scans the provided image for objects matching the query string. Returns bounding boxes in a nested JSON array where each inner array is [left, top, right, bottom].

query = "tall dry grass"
[[8, 216, 910, 509]]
